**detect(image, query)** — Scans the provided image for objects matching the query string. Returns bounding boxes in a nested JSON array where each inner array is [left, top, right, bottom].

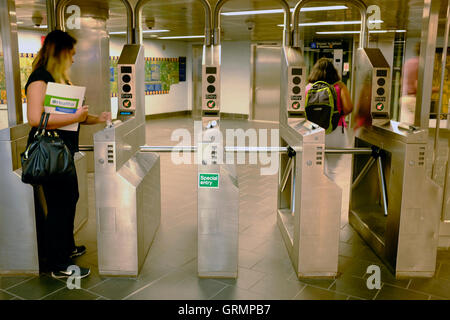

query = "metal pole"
[[325, 148, 372, 154], [140, 145, 197, 153], [377, 156, 388, 216], [292, 0, 368, 48], [120, 0, 134, 44], [0, 0, 23, 126], [352, 156, 376, 190], [57, 0, 133, 44], [46, 0, 56, 32], [280, 156, 294, 193], [226, 146, 290, 153], [85, 145, 372, 154], [55, 0, 70, 30], [79, 145, 94, 152], [432, 0, 450, 178], [415, 0, 440, 128]]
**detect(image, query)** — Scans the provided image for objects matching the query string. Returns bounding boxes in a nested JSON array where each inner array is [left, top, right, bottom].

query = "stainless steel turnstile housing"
[[278, 120, 342, 278], [94, 44, 161, 277], [0, 124, 88, 275], [350, 47, 442, 278], [351, 123, 442, 277], [277, 45, 341, 278], [197, 42, 239, 278]]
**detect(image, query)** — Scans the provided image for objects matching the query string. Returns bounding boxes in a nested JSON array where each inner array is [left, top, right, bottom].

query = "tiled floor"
[[1, 116, 449, 300]]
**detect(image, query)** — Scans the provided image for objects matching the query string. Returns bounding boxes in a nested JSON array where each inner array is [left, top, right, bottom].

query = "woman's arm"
[[26, 81, 88, 129], [337, 82, 354, 115], [81, 112, 111, 125]]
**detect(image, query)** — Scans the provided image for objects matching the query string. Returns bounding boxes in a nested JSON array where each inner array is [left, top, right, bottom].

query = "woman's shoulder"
[[25, 67, 54, 93], [29, 66, 54, 82]]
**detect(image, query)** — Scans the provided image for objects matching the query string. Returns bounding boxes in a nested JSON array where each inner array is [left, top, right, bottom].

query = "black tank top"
[[25, 67, 80, 155]]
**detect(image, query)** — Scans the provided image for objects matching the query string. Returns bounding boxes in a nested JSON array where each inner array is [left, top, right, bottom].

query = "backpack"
[[305, 81, 341, 134]]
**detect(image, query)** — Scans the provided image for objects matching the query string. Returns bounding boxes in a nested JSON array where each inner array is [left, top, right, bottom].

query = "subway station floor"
[[1, 116, 450, 300]]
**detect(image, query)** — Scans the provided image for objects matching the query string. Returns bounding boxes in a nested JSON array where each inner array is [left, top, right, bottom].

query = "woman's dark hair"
[[32, 30, 77, 82], [307, 57, 340, 84]]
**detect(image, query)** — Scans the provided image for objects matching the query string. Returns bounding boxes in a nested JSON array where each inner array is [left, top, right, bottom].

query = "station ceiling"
[[12, 0, 450, 43]]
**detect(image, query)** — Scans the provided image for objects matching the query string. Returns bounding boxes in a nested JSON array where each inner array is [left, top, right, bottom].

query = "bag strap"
[[43, 113, 50, 130], [37, 113, 50, 136], [34, 112, 47, 136]]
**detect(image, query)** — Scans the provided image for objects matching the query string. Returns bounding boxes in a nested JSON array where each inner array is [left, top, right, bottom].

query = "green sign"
[[198, 173, 219, 188], [376, 103, 384, 111], [207, 100, 216, 109]]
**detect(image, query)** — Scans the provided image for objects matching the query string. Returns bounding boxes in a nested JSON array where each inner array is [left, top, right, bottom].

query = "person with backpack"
[[305, 57, 353, 183]]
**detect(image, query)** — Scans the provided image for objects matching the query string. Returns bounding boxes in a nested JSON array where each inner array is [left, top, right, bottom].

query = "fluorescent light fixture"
[[221, 6, 347, 16], [143, 29, 170, 33], [316, 29, 407, 35], [34, 25, 48, 29], [158, 35, 205, 39], [109, 29, 170, 35], [16, 21, 24, 24], [277, 20, 383, 27]]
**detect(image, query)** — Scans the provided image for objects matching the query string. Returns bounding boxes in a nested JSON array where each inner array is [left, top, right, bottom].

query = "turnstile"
[[0, 124, 88, 275], [197, 40, 239, 278], [94, 44, 161, 277], [350, 123, 442, 277], [197, 124, 239, 278], [278, 119, 342, 278], [435, 128, 450, 247], [277, 42, 342, 278], [350, 47, 442, 278]]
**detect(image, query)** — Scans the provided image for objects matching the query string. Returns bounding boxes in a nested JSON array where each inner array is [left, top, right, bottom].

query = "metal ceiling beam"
[[292, 0, 368, 48], [213, 0, 292, 46], [135, 0, 212, 45]]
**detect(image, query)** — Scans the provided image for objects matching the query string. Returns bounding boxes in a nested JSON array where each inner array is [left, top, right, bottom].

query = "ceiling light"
[[277, 20, 383, 27], [16, 21, 24, 24], [109, 29, 170, 35], [158, 35, 205, 39], [221, 6, 347, 16], [143, 29, 170, 33], [34, 25, 48, 29]]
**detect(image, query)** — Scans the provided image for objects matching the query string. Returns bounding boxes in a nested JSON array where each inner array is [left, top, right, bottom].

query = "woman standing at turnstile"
[[305, 57, 354, 181], [24, 30, 111, 279]]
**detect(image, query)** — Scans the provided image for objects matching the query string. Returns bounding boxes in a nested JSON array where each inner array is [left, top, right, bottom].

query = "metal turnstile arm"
[[377, 156, 389, 217], [280, 156, 294, 193], [352, 157, 376, 190]]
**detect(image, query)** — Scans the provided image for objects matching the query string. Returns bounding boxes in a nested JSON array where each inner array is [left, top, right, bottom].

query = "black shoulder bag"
[[21, 112, 75, 185]]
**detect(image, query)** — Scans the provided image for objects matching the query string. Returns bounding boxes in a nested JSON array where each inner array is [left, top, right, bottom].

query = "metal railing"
[[79, 145, 373, 155]]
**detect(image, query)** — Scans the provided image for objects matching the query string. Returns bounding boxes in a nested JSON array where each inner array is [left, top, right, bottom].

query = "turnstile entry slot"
[[203, 111, 219, 117], [288, 111, 305, 118]]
